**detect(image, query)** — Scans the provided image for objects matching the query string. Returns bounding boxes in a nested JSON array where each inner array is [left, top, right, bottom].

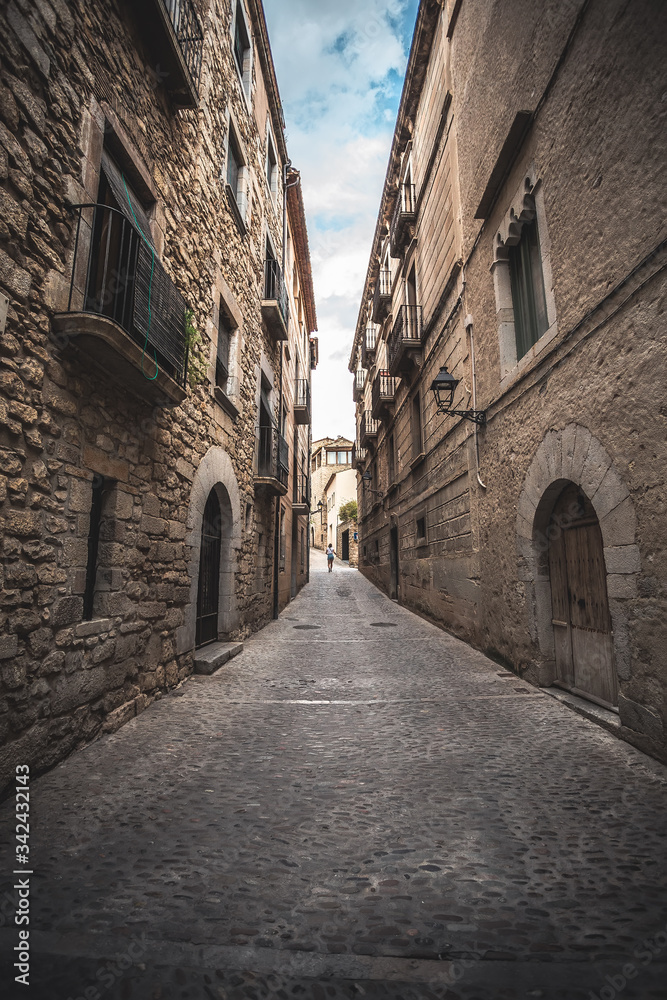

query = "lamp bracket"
[[435, 403, 487, 425]]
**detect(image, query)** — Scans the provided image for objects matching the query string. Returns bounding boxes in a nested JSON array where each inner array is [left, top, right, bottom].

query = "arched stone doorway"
[[177, 447, 242, 656], [516, 424, 639, 705], [547, 482, 617, 708], [196, 489, 223, 647]]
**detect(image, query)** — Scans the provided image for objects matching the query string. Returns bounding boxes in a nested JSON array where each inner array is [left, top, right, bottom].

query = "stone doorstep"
[[544, 686, 621, 733], [194, 641, 244, 676]]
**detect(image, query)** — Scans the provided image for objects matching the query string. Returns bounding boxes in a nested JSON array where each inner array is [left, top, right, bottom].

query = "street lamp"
[[430, 366, 486, 425], [361, 470, 384, 499]]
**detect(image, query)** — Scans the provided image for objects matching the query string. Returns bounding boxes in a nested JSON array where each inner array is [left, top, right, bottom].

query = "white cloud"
[[264, 0, 417, 441]]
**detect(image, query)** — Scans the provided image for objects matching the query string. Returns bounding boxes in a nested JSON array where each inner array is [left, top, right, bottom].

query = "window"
[[225, 122, 249, 230], [317, 452, 322, 469], [412, 393, 423, 458], [83, 474, 113, 621], [300, 528, 305, 570], [388, 434, 395, 484], [216, 306, 232, 393], [233, 0, 252, 99], [337, 450, 350, 464], [327, 451, 337, 465], [279, 506, 286, 570], [266, 127, 278, 199], [509, 218, 548, 360], [416, 517, 426, 544], [492, 176, 557, 382], [312, 456, 317, 473]]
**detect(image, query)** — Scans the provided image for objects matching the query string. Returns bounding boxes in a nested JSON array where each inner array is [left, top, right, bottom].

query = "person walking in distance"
[[326, 543, 334, 573]]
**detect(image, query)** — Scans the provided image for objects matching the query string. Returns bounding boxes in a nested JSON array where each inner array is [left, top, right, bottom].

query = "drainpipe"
[[465, 313, 487, 491]]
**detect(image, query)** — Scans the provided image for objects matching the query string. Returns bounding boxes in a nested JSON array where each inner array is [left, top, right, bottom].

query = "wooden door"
[[547, 484, 617, 708], [196, 490, 221, 648], [389, 526, 399, 600]]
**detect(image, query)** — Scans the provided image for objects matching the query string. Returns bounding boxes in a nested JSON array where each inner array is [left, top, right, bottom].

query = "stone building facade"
[[350, 0, 667, 762], [309, 435, 352, 550], [0, 0, 317, 792]]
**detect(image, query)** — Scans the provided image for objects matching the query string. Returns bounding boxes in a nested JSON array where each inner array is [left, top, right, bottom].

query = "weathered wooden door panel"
[[570, 628, 617, 707], [547, 483, 617, 708]]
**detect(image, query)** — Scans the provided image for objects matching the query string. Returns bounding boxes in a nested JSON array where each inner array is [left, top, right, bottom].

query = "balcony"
[[387, 304, 424, 377], [361, 323, 378, 369], [352, 442, 367, 470], [292, 473, 310, 513], [135, 0, 204, 108], [372, 269, 392, 324], [52, 203, 189, 407], [371, 370, 398, 421], [294, 379, 311, 425], [254, 426, 289, 496], [359, 411, 379, 450], [390, 182, 417, 257], [352, 368, 366, 403], [262, 259, 289, 341]]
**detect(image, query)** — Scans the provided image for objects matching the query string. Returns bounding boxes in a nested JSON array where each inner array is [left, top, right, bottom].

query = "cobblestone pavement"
[[1, 551, 666, 1000]]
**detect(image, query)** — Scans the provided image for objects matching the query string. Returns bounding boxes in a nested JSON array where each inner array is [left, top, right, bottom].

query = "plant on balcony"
[[184, 308, 208, 389]]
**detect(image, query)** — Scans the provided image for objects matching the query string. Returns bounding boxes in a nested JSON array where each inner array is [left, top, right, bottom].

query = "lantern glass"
[[431, 366, 459, 410]]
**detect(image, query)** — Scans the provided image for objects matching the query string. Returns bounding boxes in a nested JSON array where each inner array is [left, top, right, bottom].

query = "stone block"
[[68, 476, 92, 514], [194, 641, 244, 675], [82, 444, 129, 483], [618, 694, 664, 741], [101, 701, 135, 734], [143, 493, 161, 517], [7, 509, 41, 537], [0, 246, 31, 299], [6, 2, 50, 76], [593, 467, 631, 522], [5, 560, 38, 587], [140, 514, 167, 536], [39, 650, 66, 675], [606, 574, 638, 599], [0, 635, 19, 660], [52, 596, 83, 627], [580, 438, 612, 500], [603, 545, 641, 575]]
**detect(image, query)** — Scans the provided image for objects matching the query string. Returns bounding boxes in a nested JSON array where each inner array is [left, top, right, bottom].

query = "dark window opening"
[[509, 218, 548, 360], [216, 304, 233, 393], [388, 433, 395, 484], [412, 392, 423, 457], [227, 129, 241, 199], [234, 1, 250, 81], [84, 474, 112, 621], [416, 517, 426, 542]]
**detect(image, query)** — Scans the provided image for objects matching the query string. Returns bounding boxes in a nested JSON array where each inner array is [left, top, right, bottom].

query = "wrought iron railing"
[[67, 203, 189, 387], [293, 473, 310, 506], [161, 0, 204, 91], [352, 442, 367, 467], [359, 411, 379, 445], [372, 370, 398, 413], [295, 378, 310, 410], [256, 426, 289, 487], [372, 268, 392, 323], [353, 368, 366, 401], [388, 304, 423, 370], [361, 323, 377, 368], [264, 259, 289, 327], [391, 181, 416, 235]]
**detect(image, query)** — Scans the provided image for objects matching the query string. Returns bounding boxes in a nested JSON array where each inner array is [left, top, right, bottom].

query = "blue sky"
[[264, 0, 419, 441]]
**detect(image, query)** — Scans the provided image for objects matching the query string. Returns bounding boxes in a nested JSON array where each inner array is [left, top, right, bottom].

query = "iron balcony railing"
[[353, 368, 366, 402], [256, 426, 289, 487], [372, 370, 398, 414], [388, 304, 423, 370], [390, 182, 417, 254], [162, 0, 204, 91], [264, 259, 289, 328], [372, 268, 392, 323], [352, 442, 367, 467], [361, 322, 378, 368], [359, 411, 379, 447], [295, 378, 310, 410], [67, 203, 189, 387], [293, 473, 310, 506]]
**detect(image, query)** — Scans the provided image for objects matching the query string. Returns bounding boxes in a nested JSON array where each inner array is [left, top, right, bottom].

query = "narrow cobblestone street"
[[2, 552, 666, 999]]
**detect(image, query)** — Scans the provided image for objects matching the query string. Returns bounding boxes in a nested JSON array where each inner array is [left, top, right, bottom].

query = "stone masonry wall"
[[0, 0, 306, 793]]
